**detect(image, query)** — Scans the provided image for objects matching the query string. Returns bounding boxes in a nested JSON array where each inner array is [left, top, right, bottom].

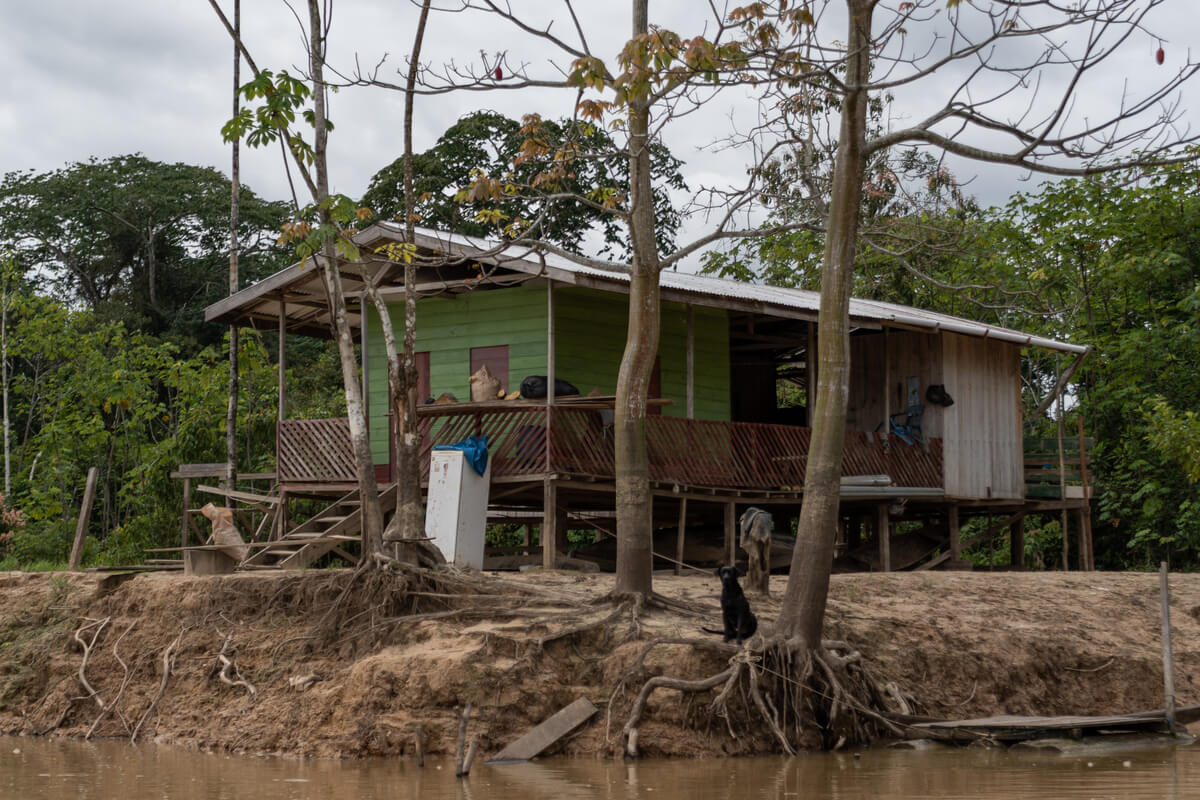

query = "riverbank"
[[1, 569, 1196, 759]]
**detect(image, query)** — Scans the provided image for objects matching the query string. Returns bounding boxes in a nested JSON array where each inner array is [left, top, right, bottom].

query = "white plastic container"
[[425, 448, 491, 569]]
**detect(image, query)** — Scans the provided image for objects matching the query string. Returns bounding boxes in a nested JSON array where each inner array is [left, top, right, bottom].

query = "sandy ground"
[[0, 568, 1197, 759]]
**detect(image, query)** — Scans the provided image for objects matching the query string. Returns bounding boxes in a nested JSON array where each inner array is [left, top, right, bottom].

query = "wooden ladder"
[[241, 484, 397, 570]]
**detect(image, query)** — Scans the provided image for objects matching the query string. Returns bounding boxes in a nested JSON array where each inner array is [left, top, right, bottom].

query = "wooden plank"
[[877, 503, 890, 573], [69, 467, 101, 571], [542, 479, 559, 569], [195, 485, 281, 506], [181, 477, 192, 550], [675, 497, 687, 577], [170, 465, 275, 480], [184, 549, 237, 576], [724, 502, 736, 566], [910, 705, 1200, 742], [487, 697, 597, 763]]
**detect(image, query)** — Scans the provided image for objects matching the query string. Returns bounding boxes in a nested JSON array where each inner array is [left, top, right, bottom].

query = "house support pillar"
[[675, 497, 688, 576], [724, 501, 736, 566], [948, 504, 961, 565], [278, 294, 287, 421], [541, 478, 566, 568], [180, 477, 192, 549], [1010, 513, 1025, 570], [877, 503, 891, 572]]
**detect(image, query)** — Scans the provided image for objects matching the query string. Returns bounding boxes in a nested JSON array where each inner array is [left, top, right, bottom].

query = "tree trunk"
[[307, 0, 385, 555], [391, 0, 433, 550], [775, 0, 873, 646], [613, 0, 660, 598], [226, 0, 241, 494], [2, 271, 9, 497]]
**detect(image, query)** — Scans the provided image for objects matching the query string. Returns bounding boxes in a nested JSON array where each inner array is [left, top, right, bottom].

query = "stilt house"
[[202, 224, 1093, 572]]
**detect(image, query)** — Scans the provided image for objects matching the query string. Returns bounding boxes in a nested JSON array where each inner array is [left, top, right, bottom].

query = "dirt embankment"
[[1, 568, 1197, 759]]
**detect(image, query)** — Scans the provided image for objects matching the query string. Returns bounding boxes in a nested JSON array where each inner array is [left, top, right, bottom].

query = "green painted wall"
[[554, 287, 730, 422], [365, 283, 730, 464]]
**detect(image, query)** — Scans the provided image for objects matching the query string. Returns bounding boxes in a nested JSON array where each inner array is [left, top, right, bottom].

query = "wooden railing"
[[279, 405, 946, 490], [277, 418, 358, 483]]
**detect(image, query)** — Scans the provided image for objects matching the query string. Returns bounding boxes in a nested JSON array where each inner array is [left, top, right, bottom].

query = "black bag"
[[520, 375, 580, 399], [925, 384, 955, 407]]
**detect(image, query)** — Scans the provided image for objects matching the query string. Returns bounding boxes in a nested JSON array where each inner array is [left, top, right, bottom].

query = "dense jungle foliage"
[[1, 148, 1198, 571]]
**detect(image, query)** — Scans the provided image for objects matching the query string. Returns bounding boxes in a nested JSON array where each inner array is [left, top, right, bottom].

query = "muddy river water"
[[3, 735, 1199, 799]]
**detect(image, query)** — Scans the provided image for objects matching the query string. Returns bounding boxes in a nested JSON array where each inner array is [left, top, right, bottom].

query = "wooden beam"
[[1010, 513, 1026, 570], [675, 496, 688, 576], [1077, 416, 1094, 571], [724, 501, 736, 566], [542, 479, 559, 569], [877, 503, 891, 573], [68, 467, 100, 571], [546, 279, 555, 473], [278, 294, 288, 422], [195, 485, 281, 507], [948, 504, 961, 563], [181, 477, 192, 550], [806, 321, 816, 413]]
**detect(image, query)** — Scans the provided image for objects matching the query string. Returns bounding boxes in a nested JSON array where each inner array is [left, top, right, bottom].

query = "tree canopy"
[[361, 110, 686, 260], [0, 155, 291, 347]]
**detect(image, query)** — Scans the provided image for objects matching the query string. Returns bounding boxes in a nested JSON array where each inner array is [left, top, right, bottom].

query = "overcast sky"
[[2, 1, 1196, 271]]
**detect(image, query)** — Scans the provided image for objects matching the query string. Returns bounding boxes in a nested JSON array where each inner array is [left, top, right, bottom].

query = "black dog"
[[703, 565, 758, 644]]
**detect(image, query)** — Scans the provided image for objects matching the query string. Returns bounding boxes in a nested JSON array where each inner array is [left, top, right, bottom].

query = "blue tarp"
[[433, 435, 489, 477]]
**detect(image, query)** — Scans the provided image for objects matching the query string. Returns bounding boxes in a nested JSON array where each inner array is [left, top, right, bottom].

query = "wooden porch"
[[246, 399, 948, 572], [277, 399, 946, 492]]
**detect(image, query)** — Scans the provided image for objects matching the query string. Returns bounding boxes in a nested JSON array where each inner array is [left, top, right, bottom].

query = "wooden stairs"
[[241, 484, 397, 570]]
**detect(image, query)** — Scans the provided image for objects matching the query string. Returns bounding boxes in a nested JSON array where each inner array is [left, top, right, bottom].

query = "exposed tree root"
[[621, 632, 919, 756], [216, 633, 257, 697], [73, 617, 110, 710], [87, 621, 136, 740], [131, 629, 183, 744]]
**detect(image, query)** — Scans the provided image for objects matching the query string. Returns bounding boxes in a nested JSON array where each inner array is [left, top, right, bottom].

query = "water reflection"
[[1, 735, 1195, 800]]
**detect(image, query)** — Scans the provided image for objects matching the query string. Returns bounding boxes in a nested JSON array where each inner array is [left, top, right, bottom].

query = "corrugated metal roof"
[[374, 223, 1087, 355], [205, 222, 1085, 354]]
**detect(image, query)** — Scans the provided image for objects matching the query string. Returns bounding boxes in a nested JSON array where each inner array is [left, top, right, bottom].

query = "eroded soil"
[[1, 568, 1196, 759]]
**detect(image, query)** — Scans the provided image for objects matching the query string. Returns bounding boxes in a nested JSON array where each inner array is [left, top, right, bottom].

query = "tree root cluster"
[[621, 633, 918, 756]]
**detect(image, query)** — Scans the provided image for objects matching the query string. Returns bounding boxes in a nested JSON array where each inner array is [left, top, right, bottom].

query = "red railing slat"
[[278, 408, 944, 490]]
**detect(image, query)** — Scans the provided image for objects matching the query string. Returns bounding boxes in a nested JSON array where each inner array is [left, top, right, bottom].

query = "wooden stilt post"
[[724, 501, 736, 567], [948, 503, 961, 565], [545, 280, 556, 475], [181, 476, 192, 550], [806, 321, 816, 415], [877, 503, 891, 572], [1078, 416, 1094, 571], [1010, 513, 1026, 570], [555, 502, 569, 562], [278, 294, 287, 421], [1161, 562, 1178, 730], [1057, 391, 1069, 571], [69, 466, 100, 571], [674, 497, 687, 576], [542, 479, 558, 569]]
